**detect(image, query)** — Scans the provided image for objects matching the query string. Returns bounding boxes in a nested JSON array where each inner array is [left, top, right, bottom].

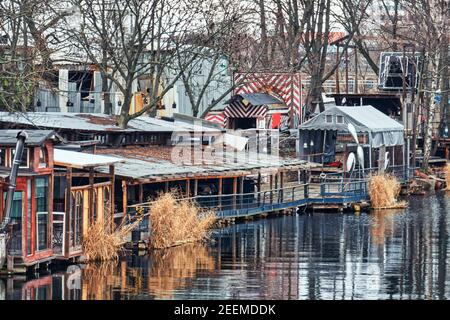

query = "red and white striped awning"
[[225, 100, 267, 118], [205, 111, 226, 128]]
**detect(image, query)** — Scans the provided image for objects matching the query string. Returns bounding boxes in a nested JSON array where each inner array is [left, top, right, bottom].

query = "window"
[[9, 191, 23, 254], [0, 148, 6, 166], [70, 191, 83, 248], [103, 186, 111, 223], [336, 115, 344, 124], [11, 148, 29, 168], [38, 147, 48, 168], [325, 115, 333, 123], [36, 177, 49, 251]]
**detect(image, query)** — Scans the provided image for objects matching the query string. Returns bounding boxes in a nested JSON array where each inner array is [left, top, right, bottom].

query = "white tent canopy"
[[299, 105, 404, 148]]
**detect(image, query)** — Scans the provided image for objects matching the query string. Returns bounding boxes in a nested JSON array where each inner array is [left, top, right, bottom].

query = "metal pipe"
[[0, 130, 28, 232]]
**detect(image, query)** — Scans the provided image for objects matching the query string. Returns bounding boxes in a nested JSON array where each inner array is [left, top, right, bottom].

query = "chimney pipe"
[[0, 130, 27, 269], [1, 130, 28, 232]]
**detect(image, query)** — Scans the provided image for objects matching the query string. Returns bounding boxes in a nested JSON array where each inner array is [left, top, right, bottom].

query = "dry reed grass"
[[148, 192, 216, 249], [83, 215, 142, 262], [445, 163, 450, 191], [369, 174, 407, 209]]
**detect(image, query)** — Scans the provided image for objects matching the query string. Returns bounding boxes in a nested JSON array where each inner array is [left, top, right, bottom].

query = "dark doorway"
[[230, 118, 257, 130]]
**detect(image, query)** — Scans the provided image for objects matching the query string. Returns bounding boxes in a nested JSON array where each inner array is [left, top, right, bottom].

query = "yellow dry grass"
[[445, 163, 450, 191], [148, 192, 216, 249], [83, 216, 142, 262], [369, 174, 407, 209]]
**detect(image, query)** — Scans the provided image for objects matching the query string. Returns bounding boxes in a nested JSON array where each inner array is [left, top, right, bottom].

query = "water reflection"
[[1, 194, 449, 300]]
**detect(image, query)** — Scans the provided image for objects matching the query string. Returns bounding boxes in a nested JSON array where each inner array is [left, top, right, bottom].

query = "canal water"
[[1, 193, 449, 300]]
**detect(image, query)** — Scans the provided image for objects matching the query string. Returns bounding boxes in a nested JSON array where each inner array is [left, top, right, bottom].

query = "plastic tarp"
[[298, 105, 404, 147], [212, 133, 249, 151]]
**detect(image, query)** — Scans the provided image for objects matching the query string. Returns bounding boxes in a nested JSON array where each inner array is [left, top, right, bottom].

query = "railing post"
[[269, 174, 273, 204], [232, 177, 237, 210], [257, 172, 261, 206], [280, 172, 284, 203], [218, 178, 222, 211], [302, 170, 309, 199]]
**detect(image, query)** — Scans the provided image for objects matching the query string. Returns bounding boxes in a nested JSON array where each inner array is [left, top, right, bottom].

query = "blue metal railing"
[[126, 179, 372, 220]]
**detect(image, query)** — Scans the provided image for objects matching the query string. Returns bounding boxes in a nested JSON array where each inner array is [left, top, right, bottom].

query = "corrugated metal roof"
[[94, 148, 314, 181], [299, 106, 404, 132], [0, 130, 64, 146], [0, 112, 222, 133]]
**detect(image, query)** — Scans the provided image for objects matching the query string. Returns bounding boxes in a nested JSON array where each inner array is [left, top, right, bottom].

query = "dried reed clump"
[[445, 163, 450, 191], [369, 174, 406, 209], [148, 192, 216, 249], [83, 217, 142, 262]]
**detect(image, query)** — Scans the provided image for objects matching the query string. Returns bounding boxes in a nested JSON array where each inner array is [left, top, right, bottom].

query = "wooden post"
[[274, 173, 278, 203], [48, 172, 54, 250], [379, 145, 386, 174], [139, 183, 144, 203], [64, 167, 72, 257], [109, 165, 115, 227], [257, 172, 261, 205], [232, 177, 237, 209], [280, 171, 284, 203], [239, 176, 244, 208], [186, 179, 190, 198], [218, 178, 223, 210], [269, 174, 273, 204], [302, 170, 309, 199], [164, 181, 169, 193], [89, 167, 94, 224], [193, 179, 198, 197], [122, 180, 127, 217]]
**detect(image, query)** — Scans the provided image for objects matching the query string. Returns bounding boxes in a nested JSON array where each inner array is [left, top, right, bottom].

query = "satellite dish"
[[357, 145, 364, 169], [347, 123, 358, 144], [384, 151, 390, 170], [347, 152, 356, 172]]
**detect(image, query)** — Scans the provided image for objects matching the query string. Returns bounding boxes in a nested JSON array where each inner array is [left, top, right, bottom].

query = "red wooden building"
[[0, 130, 63, 270]]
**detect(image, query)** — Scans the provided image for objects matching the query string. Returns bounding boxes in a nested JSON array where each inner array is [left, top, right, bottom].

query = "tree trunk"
[[102, 74, 112, 114], [118, 88, 133, 128], [422, 53, 440, 170], [258, 0, 269, 67]]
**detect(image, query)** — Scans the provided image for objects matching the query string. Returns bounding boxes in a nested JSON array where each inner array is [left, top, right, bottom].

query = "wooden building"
[[0, 130, 63, 270]]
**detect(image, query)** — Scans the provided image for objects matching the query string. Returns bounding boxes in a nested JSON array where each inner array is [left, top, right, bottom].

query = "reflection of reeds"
[[148, 192, 216, 249], [80, 244, 215, 300], [369, 174, 407, 209], [370, 209, 403, 246], [148, 244, 215, 299], [82, 261, 119, 300]]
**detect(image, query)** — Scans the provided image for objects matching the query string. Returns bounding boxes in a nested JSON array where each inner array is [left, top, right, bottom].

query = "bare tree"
[[0, 0, 71, 111], [403, 0, 449, 170]]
